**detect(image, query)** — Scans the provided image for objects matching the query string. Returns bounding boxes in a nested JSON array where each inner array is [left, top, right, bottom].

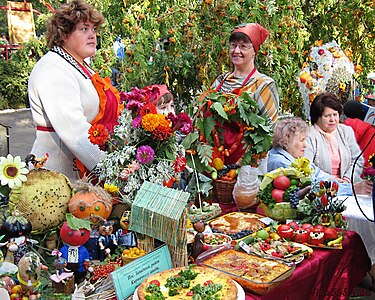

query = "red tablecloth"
[[218, 202, 371, 300]]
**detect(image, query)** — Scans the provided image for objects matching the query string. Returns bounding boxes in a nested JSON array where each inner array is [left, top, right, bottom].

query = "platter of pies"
[[196, 246, 295, 295], [135, 264, 240, 300], [208, 212, 266, 239]]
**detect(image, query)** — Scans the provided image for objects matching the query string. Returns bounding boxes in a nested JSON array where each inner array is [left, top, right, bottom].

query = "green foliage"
[[0, 0, 373, 114]]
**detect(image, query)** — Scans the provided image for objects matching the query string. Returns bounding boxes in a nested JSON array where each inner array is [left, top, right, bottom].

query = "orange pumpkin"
[[68, 190, 113, 223]]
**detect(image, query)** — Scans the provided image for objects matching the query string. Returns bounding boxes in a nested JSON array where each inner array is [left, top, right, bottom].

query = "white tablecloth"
[[341, 195, 375, 264]]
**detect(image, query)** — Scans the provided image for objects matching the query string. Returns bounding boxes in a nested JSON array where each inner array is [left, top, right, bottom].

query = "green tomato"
[[256, 229, 269, 240]]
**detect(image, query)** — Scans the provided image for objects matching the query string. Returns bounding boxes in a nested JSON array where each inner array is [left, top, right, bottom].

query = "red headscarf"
[[232, 23, 269, 53], [142, 84, 171, 104]]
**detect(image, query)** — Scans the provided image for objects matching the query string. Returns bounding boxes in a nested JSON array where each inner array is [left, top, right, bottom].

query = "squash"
[[68, 180, 113, 223]]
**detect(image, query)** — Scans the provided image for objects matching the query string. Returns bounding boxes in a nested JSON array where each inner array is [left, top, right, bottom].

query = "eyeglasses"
[[229, 42, 253, 51]]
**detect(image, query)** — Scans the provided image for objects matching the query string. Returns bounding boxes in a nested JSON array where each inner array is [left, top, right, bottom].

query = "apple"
[[271, 189, 285, 203], [273, 176, 291, 190]]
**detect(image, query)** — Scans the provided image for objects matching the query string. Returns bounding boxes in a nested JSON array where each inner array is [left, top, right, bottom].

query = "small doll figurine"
[[115, 210, 137, 248], [98, 220, 117, 261], [59, 214, 91, 284], [50, 250, 74, 294], [0, 210, 33, 264]]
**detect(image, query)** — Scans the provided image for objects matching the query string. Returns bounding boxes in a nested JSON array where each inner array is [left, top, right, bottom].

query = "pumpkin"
[[68, 181, 113, 223]]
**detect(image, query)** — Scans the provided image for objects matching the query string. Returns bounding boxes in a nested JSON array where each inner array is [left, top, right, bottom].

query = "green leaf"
[[197, 143, 212, 166], [181, 132, 199, 149], [202, 117, 216, 142], [66, 213, 91, 231], [211, 102, 228, 120]]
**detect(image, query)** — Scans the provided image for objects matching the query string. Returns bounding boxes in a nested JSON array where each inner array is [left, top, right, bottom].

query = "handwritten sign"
[[111, 244, 172, 299]]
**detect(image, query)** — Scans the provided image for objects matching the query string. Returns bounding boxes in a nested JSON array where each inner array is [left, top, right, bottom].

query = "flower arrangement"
[[182, 89, 273, 176], [89, 87, 193, 204], [298, 40, 358, 116], [362, 153, 375, 181]]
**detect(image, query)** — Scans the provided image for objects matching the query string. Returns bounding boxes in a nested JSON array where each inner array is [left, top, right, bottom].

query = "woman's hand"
[[353, 180, 373, 195]]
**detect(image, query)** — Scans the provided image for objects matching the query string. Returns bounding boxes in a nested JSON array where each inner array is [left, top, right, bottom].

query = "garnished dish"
[[209, 212, 266, 239], [237, 236, 313, 264], [136, 265, 238, 300], [202, 233, 232, 250], [196, 249, 294, 295]]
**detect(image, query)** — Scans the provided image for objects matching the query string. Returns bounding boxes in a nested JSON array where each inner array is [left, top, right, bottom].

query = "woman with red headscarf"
[[210, 23, 279, 165]]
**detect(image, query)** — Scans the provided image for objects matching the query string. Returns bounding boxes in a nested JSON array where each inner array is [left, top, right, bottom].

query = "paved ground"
[[0, 108, 35, 159]]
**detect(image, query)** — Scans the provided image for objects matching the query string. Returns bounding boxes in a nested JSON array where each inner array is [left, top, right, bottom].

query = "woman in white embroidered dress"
[[28, 0, 122, 180]]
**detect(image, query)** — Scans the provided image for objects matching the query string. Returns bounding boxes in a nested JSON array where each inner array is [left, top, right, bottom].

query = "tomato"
[[273, 176, 291, 190], [186, 290, 194, 296], [293, 229, 309, 244], [277, 224, 294, 240], [204, 280, 213, 286], [323, 227, 338, 242], [314, 224, 325, 231], [309, 228, 324, 245], [260, 242, 272, 252], [59, 222, 90, 246], [287, 221, 300, 230], [301, 223, 314, 232], [149, 280, 160, 287], [271, 189, 285, 203]]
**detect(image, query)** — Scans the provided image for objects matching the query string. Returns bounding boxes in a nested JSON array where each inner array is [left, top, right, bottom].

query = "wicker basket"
[[213, 179, 236, 204]]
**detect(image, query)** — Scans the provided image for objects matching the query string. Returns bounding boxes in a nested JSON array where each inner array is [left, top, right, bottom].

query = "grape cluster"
[[211, 227, 253, 239], [217, 169, 228, 179], [289, 187, 300, 209]]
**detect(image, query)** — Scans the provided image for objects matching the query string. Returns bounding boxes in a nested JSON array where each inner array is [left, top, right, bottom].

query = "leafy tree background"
[[0, 0, 374, 116]]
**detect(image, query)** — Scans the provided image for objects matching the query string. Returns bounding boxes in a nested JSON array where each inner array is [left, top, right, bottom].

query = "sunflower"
[[0, 154, 29, 188]]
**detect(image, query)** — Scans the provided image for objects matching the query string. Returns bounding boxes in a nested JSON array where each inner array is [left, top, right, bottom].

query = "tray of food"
[[208, 212, 267, 240], [235, 236, 313, 264], [195, 245, 295, 295], [134, 264, 244, 299]]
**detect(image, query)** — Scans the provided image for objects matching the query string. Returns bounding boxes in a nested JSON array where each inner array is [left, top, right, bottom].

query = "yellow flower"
[[141, 114, 170, 132], [104, 183, 119, 194], [315, 40, 323, 47], [291, 157, 312, 176]]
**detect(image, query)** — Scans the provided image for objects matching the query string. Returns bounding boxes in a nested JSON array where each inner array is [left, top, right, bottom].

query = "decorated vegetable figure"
[[192, 221, 205, 259], [0, 210, 32, 264], [59, 214, 91, 284], [115, 210, 137, 249], [50, 250, 74, 295], [69, 180, 113, 224], [17, 252, 46, 298], [97, 220, 117, 261]]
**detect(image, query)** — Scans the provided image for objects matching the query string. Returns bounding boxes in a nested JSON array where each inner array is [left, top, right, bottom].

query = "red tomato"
[[293, 229, 309, 244], [308, 229, 324, 245], [186, 290, 194, 296], [273, 176, 291, 190], [271, 189, 285, 203], [59, 222, 90, 246], [301, 223, 314, 232], [150, 280, 160, 287], [314, 224, 325, 231], [288, 221, 300, 230], [204, 280, 213, 286], [323, 227, 338, 241], [277, 224, 294, 239]]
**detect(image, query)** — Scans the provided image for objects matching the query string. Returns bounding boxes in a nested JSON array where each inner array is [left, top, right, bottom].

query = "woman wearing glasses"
[[211, 23, 279, 125], [209, 23, 279, 165]]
